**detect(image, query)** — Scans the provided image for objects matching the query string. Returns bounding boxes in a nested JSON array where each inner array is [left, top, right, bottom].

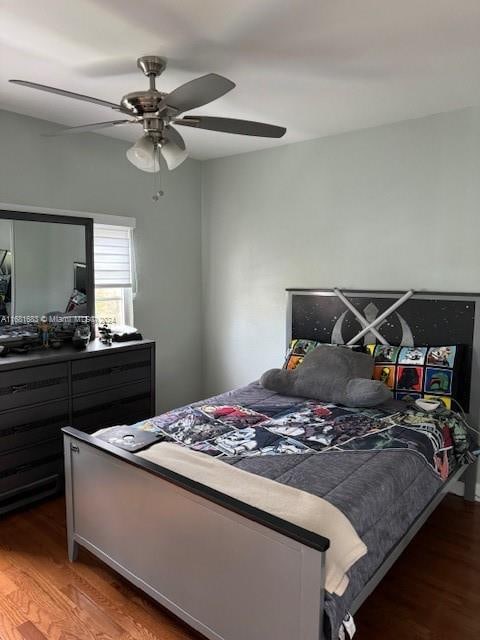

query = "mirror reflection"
[[0, 217, 89, 328], [0, 219, 12, 321]]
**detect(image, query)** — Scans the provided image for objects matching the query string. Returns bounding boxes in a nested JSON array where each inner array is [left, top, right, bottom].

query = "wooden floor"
[[0, 495, 478, 640]]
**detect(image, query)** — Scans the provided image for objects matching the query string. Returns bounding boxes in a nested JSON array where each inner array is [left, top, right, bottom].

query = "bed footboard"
[[63, 430, 327, 640]]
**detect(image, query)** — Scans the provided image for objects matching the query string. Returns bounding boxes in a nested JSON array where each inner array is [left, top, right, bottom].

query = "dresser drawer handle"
[[11, 384, 28, 394], [110, 366, 122, 374], [16, 463, 34, 473]]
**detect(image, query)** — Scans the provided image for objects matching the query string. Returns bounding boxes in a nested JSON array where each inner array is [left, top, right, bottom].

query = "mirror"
[[0, 211, 93, 329], [0, 219, 12, 321]]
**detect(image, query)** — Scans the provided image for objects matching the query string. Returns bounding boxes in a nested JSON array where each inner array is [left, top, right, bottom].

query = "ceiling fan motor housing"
[[121, 90, 167, 115], [121, 57, 169, 115]]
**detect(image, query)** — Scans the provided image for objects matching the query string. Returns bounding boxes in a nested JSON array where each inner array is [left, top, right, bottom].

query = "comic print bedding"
[[94, 382, 475, 640], [113, 385, 473, 475]]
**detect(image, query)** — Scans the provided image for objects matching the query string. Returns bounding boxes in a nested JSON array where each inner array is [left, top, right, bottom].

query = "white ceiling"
[[2, 0, 480, 160]]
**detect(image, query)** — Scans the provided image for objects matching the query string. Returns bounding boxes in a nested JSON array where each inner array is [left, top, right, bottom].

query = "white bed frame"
[[62, 429, 468, 640], [63, 289, 479, 640], [63, 431, 327, 640]]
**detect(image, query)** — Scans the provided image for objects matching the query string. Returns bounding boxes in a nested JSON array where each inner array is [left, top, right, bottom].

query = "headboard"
[[286, 289, 480, 420]]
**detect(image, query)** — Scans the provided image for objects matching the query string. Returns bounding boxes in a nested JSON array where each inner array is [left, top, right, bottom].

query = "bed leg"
[[299, 547, 325, 640], [463, 460, 478, 502], [68, 538, 79, 562], [63, 435, 78, 561]]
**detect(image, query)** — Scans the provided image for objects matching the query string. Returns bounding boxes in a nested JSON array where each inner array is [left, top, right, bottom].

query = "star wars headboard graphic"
[[287, 290, 480, 414]]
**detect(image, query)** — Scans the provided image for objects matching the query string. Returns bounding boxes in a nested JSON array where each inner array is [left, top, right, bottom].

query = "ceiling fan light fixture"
[[126, 134, 160, 172], [160, 140, 188, 170]]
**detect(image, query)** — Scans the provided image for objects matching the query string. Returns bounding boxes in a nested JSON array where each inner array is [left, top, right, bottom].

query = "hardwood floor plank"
[[0, 592, 27, 640], [0, 506, 198, 640], [354, 495, 480, 639], [59, 584, 129, 639], [0, 494, 478, 640], [0, 616, 24, 640], [64, 562, 182, 640], [5, 566, 114, 640], [17, 621, 48, 640], [0, 571, 18, 597]]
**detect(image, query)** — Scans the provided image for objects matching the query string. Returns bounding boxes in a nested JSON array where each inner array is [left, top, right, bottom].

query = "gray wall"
[[0, 109, 202, 411], [202, 107, 480, 396], [3, 104, 480, 425]]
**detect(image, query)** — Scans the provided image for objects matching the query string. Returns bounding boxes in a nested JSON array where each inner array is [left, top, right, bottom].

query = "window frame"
[[94, 224, 135, 327]]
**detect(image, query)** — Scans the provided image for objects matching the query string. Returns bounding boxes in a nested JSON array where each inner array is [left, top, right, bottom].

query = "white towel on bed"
[[137, 442, 367, 595]]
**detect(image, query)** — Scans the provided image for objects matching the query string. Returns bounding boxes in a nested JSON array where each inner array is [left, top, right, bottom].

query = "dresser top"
[[0, 338, 154, 370]]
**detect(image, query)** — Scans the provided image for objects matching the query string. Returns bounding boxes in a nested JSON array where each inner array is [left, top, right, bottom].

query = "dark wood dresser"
[[0, 339, 155, 515]]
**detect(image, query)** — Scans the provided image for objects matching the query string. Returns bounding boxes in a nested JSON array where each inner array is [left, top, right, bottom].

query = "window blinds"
[[94, 224, 133, 288]]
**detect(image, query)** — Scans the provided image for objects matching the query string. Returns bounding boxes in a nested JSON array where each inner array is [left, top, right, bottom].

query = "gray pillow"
[[260, 344, 391, 407]]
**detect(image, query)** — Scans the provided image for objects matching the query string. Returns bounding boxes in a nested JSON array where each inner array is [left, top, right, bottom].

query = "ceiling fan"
[[9, 56, 287, 172]]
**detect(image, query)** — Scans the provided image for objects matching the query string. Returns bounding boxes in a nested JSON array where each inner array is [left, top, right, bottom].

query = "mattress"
[[95, 381, 475, 639]]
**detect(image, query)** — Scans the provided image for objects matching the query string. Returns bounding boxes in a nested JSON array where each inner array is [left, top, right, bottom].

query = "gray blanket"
[[100, 381, 474, 639], [186, 383, 457, 638]]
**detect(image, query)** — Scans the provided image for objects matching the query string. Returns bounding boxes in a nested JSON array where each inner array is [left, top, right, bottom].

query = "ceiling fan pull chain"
[[152, 142, 164, 201], [158, 152, 164, 197]]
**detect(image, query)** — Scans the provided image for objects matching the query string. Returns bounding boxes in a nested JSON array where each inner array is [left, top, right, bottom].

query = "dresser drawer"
[[72, 348, 151, 395], [72, 380, 152, 433], [0, 400, 69, 454], [0, 475, 62, 516], [0, 439, 63, 495], [0, 363, 68, 412], [0, 460, 63, 498]]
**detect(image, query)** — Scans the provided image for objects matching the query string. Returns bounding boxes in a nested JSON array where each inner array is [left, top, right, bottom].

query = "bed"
[[62, 290, 479, 640]]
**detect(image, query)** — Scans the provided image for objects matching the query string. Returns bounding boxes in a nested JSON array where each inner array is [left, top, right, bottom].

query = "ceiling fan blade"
[[160, 139, 188, 170], [45, 120, 133, 136], [176, 116, 286, 138], [165, 125, 185, 150], [161, 74, 235, 113], [9, 79, 124, 112]]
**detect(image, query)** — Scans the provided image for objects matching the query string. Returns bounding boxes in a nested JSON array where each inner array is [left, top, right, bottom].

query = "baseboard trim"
[[448, 480, 480, 502]]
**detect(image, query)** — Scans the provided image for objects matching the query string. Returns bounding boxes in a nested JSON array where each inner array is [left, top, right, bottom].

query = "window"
[[94, 224, 134, 326]]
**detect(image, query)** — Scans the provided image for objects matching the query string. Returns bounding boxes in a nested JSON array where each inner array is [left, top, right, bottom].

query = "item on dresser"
[[65, 288, 88, 315], [72, 324, 91, 349], [0, 324, 40, 354], [0, 317, 90, 356], [38, 316, 50, 348], [111, 324, 143, 342], [98, 324, 113, 345], [50, 337, 63, 349]]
